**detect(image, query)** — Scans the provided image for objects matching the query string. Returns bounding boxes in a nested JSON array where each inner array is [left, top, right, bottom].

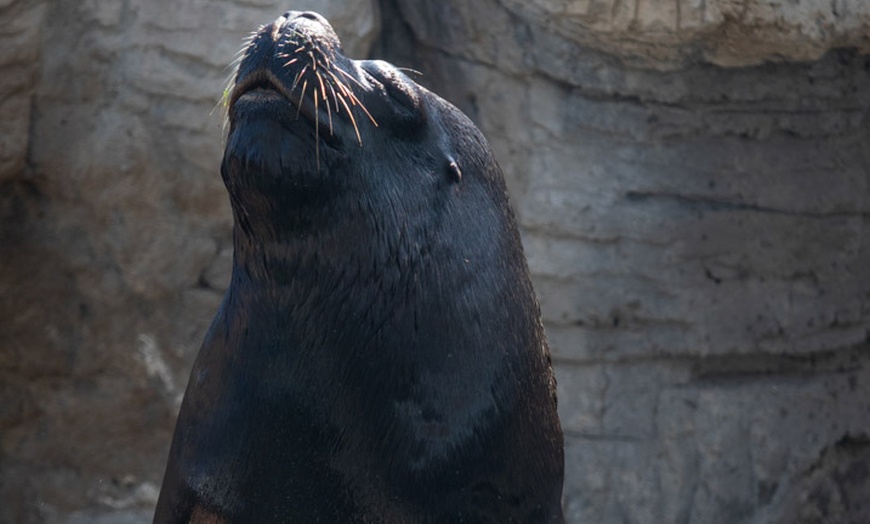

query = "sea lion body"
[[154, 11, 564, 523]]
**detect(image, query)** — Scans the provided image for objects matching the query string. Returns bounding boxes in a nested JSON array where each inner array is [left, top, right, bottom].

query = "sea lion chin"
[[154, 11, 564, 523]]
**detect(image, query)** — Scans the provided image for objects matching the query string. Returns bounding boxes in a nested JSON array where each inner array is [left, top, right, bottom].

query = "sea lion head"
[[222, 11, 482, 255], [221, 11, 510, 280]]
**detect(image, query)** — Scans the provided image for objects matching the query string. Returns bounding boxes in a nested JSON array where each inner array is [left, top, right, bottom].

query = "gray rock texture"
[[1, 0, 868, 522], [499, 0, 870, 68]]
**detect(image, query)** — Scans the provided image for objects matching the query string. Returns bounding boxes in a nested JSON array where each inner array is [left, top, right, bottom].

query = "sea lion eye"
[[380, 70, 420, 111], [361, 60, 425, 127]]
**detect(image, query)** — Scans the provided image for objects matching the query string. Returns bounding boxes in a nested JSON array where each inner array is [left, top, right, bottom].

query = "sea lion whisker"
[[314, 91, 321, 168], [334, 93, 362, 145], [325, 71, 352, 98], [325, 73, 373, 127], [314, 48, 333, 70], [229, 45, 253, 69], [325, 74, 376, 127], [213, 96, 229, 128], [228, 56, 245, 70], [284, 28, 304, 41], [292, 65, 309, 92], [347, 92, 378, 127], [242, 32, 257, 43], [215, 89, 230, 114], [216, 71, 239, 116], [241, 30, 258, 44], [325, 79, 341, 115], [396, 67, 424, 79], [324, 74, 353, 109], [318, 75, 328, 102], [233, 44, 252, 60], [297, 79, 308, 119], [317, 71, 334, 135], [335, 67, 366, 89], [325, 77, 355, 119], [291, 73, 303, 93], [316, 59, 329, 75]]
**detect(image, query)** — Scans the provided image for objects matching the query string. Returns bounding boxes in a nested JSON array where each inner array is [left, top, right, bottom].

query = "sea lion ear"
[[446, 157, 462, 183]]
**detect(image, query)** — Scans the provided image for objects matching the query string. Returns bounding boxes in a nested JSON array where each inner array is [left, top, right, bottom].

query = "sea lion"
[[154, 10, 564, 523]]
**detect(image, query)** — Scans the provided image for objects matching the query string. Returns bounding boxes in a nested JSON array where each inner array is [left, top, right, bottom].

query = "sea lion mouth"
[[229, 66, 332, 138], [229, 69, 312, 114], [230, 70, 288, 104]]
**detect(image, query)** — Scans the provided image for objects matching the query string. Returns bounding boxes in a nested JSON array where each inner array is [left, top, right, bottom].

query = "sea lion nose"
[[274, 11, 328, 38], [281, 10, 327, 24]]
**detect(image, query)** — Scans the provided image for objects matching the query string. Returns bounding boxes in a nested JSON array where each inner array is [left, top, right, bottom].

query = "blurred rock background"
[[1, 0, 868, 522]]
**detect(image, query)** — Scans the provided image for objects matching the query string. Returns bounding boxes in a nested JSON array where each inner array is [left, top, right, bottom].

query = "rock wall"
[[498, 0, 870, 68], [1, 0, 868, 523]]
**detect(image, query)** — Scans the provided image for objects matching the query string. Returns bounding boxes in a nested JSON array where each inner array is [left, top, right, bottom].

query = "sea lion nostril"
[[273, 12, 329, 43], [283, 11, 325, 23]]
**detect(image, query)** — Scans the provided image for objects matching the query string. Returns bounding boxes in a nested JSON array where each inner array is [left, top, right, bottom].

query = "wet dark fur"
[[154, 11, 564, 523]]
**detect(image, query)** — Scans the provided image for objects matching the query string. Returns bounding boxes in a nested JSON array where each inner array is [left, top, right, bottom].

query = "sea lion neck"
[[229, 218, 362, 291], [225, 173, 391, 293], [227, 202, 352, 288]]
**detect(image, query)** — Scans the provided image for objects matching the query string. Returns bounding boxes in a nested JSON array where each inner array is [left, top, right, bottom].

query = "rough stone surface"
[[0, 1, 47, 183], [1, 0, 869, 523], [500, 0, 870, 68]]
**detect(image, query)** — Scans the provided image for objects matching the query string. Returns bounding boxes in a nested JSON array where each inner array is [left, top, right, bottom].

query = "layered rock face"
[[1, 0, 868, 523]]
